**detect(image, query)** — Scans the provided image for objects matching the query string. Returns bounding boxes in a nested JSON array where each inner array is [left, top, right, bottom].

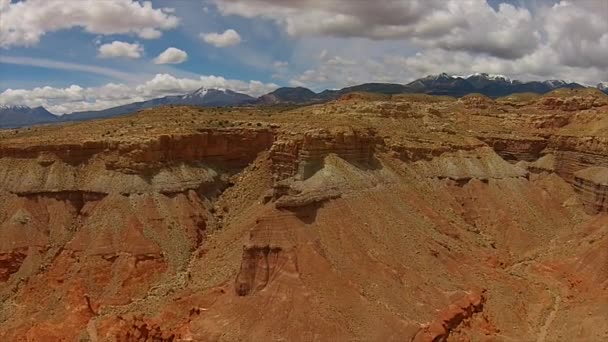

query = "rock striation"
[[0, 128, 273, 195], [413, 291, 486, 342], [1, 94, 607, 341], [270, 127, 378, 182], [573, 167, 608, 213]]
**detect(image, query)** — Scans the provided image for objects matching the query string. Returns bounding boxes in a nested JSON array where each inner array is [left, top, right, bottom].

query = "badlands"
[[0, 89, 607, 341]]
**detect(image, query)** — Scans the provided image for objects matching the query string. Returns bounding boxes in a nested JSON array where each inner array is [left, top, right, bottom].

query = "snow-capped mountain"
[[405, 73, 476, 96], [402, 73, 584, 97], [420, 72, 460, 81], [182, 87, 214, 99], [1, 75, 602, 130], [544, 80, 567, 88], [0, 105, 58, 129], [1, 104, 30, 111], [64, 87, 255, 122], [466, 73, 513, 90], [467, 73, 512, 83], [178, 87, 254, 106]]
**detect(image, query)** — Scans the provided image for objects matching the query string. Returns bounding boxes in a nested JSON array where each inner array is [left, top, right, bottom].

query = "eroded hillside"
[[0, 89, 607, 341]]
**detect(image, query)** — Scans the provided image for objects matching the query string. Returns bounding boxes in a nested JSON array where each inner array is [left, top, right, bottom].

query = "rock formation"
[[0, 92, 607, 341], [573, 167, 608, 213]]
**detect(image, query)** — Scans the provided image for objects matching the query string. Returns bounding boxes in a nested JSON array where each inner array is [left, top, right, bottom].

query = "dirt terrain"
[[0, 88, 607, 341]]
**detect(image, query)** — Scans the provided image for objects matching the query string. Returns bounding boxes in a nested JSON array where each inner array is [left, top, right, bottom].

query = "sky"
[[0, 0, 607, 114]]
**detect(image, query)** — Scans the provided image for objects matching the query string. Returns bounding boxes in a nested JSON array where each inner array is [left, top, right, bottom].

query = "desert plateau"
[[0, 88, 607, 341], [1, 0, 608, 341]]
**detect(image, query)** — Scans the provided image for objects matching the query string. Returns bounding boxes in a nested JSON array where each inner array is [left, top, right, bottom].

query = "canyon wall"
[[1, 94, 607, 341]]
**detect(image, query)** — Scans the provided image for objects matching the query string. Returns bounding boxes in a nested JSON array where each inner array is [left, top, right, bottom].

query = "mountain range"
[[2, 73, 607, 129], [62, 88, 254, 123], [0, 105, 59, 128]]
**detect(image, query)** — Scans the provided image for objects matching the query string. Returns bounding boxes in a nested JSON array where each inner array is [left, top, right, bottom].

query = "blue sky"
[[0, 0, 606, 114], [0, 1, 286, 88]]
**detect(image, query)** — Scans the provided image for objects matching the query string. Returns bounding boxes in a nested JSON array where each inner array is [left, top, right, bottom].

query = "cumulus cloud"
[[138, 28, 163, 40], [216, 0, 608, 86], [215, 0, 540, 58], [201, 29, 242, 47], [135, 73, 276, 98], [215, 0, 438, 38], [413, 2, 540, 59], [284, 45, 608, 91], [287, 52, 403, 89], [273, 61, 288, 69], [98, 41, 144, 59], [134, 73, 205, 98], [0, 74, 278, 114], [0, 0, 178, 47], [543, 1, 608, 69], [154, 47, 188, 64]]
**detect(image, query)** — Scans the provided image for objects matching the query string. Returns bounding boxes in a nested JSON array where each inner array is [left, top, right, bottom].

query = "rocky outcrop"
[[410, 146, 528, 183], [235, 214, 298, 296], [269, 140, 300, 183], [479, 133, 608, 186], [275, 188, 342, 208], [412, 291, 486, 342], [459, 93, 494, 109], [295, 128, 378, 179], [95, 316, 179, 342], [269, 128, 379, 202], [0, 128, 272, 169], [477, 133, 608, 213], [540, 94, 607, 111], [0, 248, 27, 282], [235, 245, 284, 296], [516, 154, 556, 174], [480, 135, 548, 162], [0, 128, 274, 308], [547, 136, 608, 183], [573, 167, 608, 213], [387, 138, 484, 163], [0, 128, 273, 195]]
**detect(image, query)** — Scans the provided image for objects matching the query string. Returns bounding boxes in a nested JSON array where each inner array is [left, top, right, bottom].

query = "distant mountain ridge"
[[256, 87, 319, 104], [403, 73, 586, 97], [0, 105, 58, 128], [64, 87, 254, 122], [261, 73, 596, 103], [2, 73, 607, 129]]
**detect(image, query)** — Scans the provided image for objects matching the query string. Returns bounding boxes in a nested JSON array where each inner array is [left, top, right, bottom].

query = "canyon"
[[0, 88, 607, 341]]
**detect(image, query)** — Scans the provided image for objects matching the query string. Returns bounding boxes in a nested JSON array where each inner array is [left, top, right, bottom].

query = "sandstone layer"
[[0, 89, 607, 341]]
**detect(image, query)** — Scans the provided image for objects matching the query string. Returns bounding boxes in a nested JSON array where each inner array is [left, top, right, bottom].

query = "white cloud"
[[286, 52, 403, 89], [273, 61, 288, 69], [270, 61, 289, 79], [98, 41, 143, 59], [135, 73, 276, 98], [201, 29, 242, 47], [543, 1, 608, 69], [0, 0, 178, 47], [0, 55, 142, 83], [216, 0, 608, 87], [154, 47, 188, 64], [134, 73, 205, 98], [411, 2, 540, 59], [284, 45, 608, 91], [0, 73, 278, 114], [138, 28, 163, 40], [214, 0, 540, 59]]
